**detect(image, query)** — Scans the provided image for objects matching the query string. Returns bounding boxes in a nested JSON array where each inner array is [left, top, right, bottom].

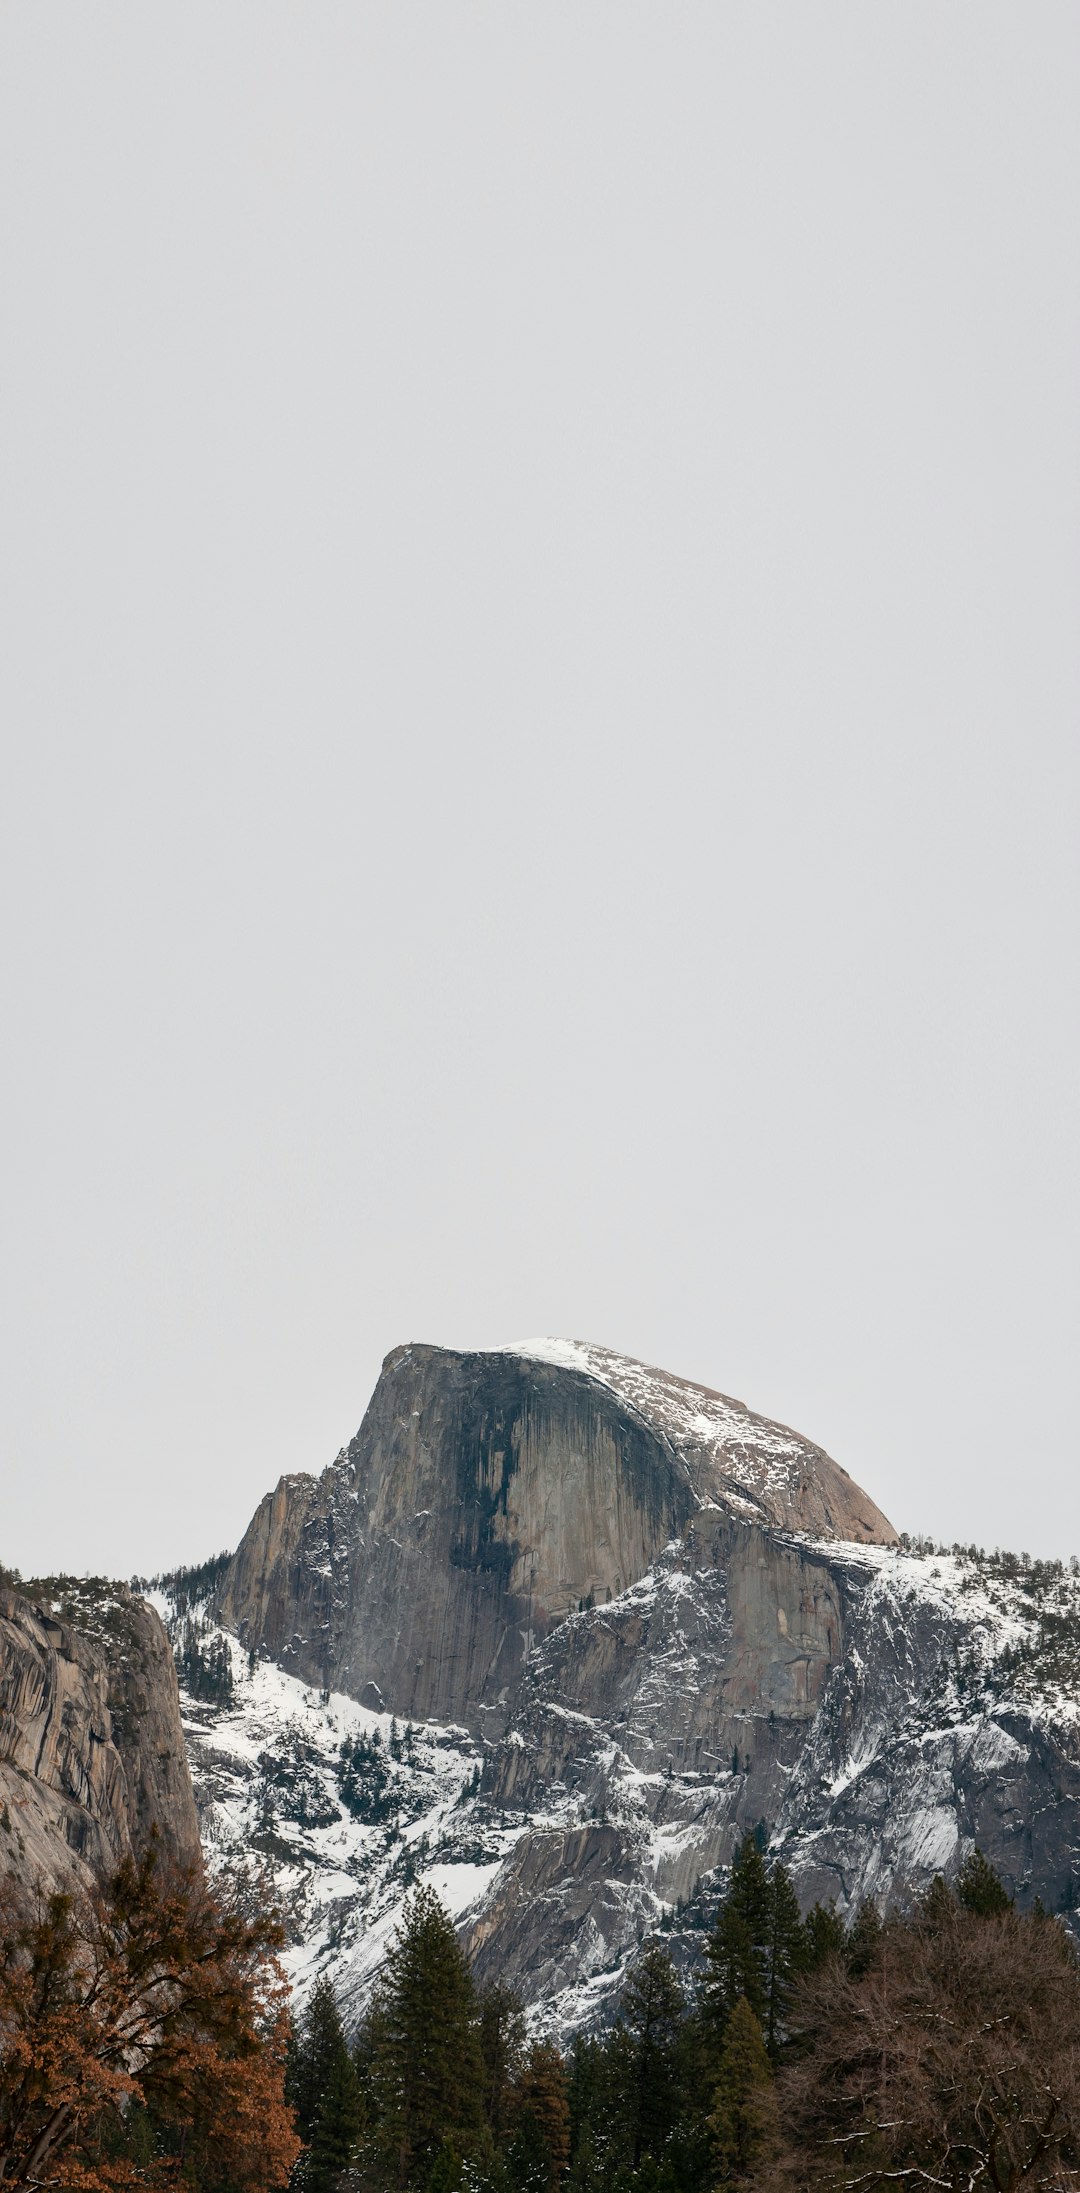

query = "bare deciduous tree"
[[771, 1890, 1080, 2193]]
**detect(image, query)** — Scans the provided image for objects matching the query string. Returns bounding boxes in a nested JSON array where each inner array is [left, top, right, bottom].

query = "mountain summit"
[[217, 1340, 896, 1729]]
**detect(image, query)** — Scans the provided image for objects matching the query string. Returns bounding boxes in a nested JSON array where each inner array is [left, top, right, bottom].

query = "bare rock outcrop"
[[217, 1340, 895, 1730], [0, 1581, 201, 1892]]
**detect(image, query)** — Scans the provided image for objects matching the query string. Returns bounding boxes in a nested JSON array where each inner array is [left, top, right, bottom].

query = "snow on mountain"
[[155, 1526, 1080, 2040], [499, 1337, 898, 1540]]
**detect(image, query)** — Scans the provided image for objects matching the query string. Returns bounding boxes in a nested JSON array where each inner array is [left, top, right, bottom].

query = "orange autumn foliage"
[[0, 1838, 300, 2192]]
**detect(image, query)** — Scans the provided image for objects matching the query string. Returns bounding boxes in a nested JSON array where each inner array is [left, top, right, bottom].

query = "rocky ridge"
[[0, 1576, 202, 1891]]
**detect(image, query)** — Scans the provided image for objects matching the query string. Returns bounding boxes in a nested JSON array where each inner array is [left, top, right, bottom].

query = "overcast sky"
[[2, 4, 1077, 1578]]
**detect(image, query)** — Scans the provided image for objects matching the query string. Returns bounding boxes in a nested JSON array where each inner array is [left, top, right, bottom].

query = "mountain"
[[151, 1339, 1080, 2036], [0, 1575, 201, 1891], [216, 1339, 896, 1729], [6, 1338, 1078, 2043]]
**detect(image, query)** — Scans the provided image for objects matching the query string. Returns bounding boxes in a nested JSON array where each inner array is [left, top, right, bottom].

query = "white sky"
[[1, 5, 1077, 1576]]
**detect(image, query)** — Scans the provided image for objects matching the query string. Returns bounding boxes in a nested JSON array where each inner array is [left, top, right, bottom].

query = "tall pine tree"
[[619, 1943, 685, 2169], [478, 1981, 527, 2146], [362, 1884, 486, 2189], [709, 1997, 775, 2184], [508, 2041, 570, 2193], [287, 1975, 363, 2193], [702, 1836, 772, 2033], [762, 1860, 805, 2057], [956, 1848, 1012, 1917]]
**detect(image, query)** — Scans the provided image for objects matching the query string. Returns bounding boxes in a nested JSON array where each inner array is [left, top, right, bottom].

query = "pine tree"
[[709, 1997, 776, 2184], [478, 1982, 527, 2145], [917, 1873, 956, 1935], [801, 1901, 846, 1970], [762, 1861, 805, 2057], [308, 2047, 364, 2193], [956, 1847, 1012, 1917], [508, 2041, 570, 2193], [619, 1943, 684, 2168], [565, 2034, 605, 2193], [363, 1884, 486, 2188], [425, 2137, 466, 2193], [702, 1836, 772, 2034], [287, 1975, 363, 2193], [845, 1898, 883, 1976]]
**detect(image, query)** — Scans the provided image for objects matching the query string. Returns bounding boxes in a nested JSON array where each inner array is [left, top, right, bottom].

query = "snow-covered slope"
[[157, 1528, 1080, 2041], [147, 1592, 525, 2028]]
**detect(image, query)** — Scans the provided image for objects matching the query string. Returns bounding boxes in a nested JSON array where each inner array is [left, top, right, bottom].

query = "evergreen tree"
[[425, 2137, 466, 2193], [619, 1943, 684, 2169], [508, 2041, 570, 2193], [176, 1620, 235, 1704], [801, 1901, 847, 1970], [702, 1836, 772, 2034], [762, 1861, 805, 2057], [917, 1873, 956, 1936], [709, 1997, 775, 2184], [362, 1884, 486, 2189], [287, 1975, 363, 2192], [956, 1847, 1012, 1917], [565, 2034, 605, 2193], [845, 1898, 883, 1976], [564, 2027, 637, 2193], [307, 2047, 364, 2193], [478, 1982, 527, 2145]]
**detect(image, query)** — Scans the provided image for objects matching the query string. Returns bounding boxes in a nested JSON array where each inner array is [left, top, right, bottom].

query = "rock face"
[[217, 1340, 896, 1730], [463, 1537, 1080, 2019], [175, 1522, 1080, 2041], [195, 1341, 1080, 2036], [0, 1581, 202, 1892]]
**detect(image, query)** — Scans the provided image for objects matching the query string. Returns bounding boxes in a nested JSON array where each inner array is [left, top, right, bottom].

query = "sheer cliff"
[[217, 1340, 895, 1729], [0, 1578, 202, 1892]]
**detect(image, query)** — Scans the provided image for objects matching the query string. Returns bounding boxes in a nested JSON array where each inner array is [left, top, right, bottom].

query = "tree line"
[[3, 1833, 1079, 2193], [286, 1840, 1080, 2193]]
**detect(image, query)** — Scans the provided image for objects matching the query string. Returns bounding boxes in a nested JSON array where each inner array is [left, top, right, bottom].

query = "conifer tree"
[[709, 1997, 776, 2184], [619, 1942, 684, 2168], [288, 1975, 349, 2140], [478, 1982, 527, 2145], [844, 1898, 882, 1976], [508, 2041, 570, 2193], [956, 1847, 1012, 1917], [308, 2047, 364, 2193], [565, 2034, 605, 2193], [363, 1884, 486, 2188], [287, 1974, 363, 2193], [702, 1836, 772, 2033], [424, 2137, 466, 2193], [801, 1901, 846, 1970], [762, 1861, 805, 2057]]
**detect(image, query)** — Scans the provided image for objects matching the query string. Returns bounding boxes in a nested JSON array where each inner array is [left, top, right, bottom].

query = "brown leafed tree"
[[0, 1838, 300, 2192], [772, 1886, 1080, 2193]]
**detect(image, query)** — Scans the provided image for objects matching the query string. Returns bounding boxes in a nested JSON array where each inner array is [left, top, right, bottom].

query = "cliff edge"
[[218, 1339, 895, 1729]]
